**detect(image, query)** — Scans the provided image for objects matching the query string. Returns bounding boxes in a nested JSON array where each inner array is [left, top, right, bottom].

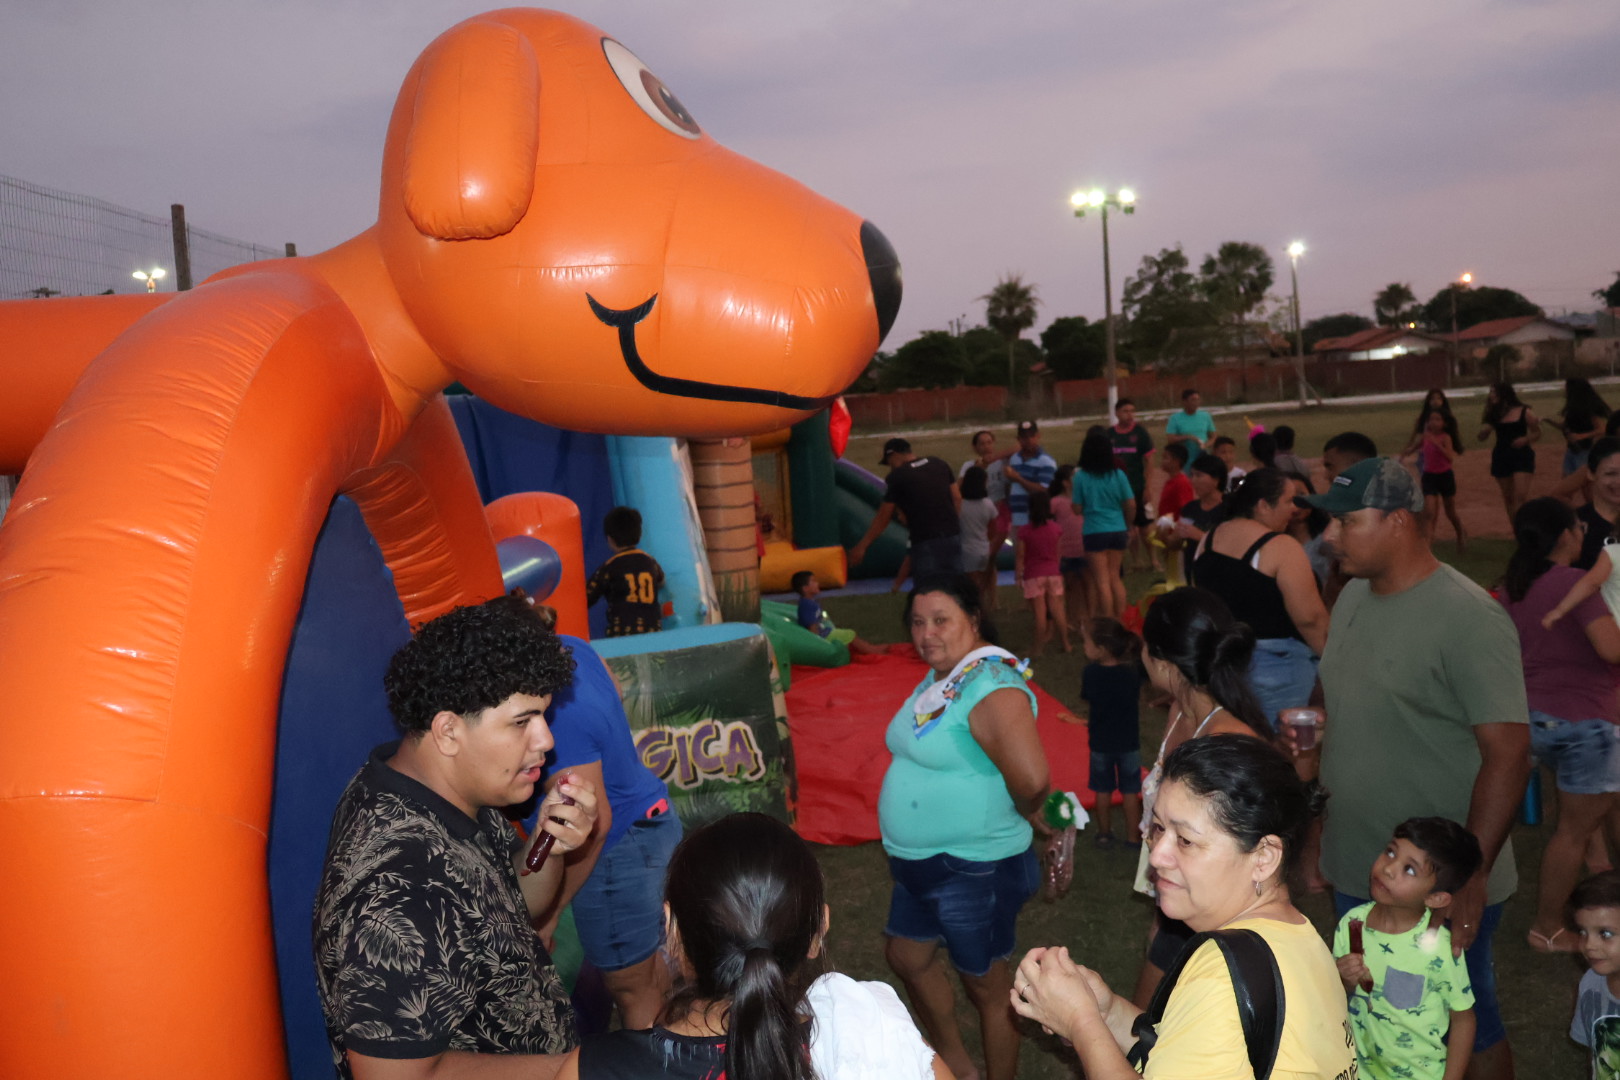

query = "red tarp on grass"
[[788, 645, 1099, 846]]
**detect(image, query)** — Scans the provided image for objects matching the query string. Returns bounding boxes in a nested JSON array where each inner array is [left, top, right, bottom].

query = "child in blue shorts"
[[1080, 616, 1143, 848]]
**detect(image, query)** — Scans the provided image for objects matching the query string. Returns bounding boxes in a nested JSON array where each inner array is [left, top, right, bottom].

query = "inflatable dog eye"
[[603, 38, 702, 138], [0, 8, 899, 1079]]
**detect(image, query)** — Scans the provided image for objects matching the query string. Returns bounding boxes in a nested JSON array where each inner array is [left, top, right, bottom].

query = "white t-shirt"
[[958, 498, 998, 565], [807, 973, 937, 1080], [1571, 967, 1620, 1073], [960, 457, 1010, 503]]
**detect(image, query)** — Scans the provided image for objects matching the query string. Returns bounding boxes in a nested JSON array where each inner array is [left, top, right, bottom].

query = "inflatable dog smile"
[[0, 9, 898, 1078]]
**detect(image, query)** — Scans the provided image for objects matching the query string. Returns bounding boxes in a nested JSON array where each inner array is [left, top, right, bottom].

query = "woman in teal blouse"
[[879, 574, 1052, 1080]]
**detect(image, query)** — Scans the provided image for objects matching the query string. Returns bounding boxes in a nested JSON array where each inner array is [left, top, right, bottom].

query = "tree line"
[[855, 251, 1620, 394]]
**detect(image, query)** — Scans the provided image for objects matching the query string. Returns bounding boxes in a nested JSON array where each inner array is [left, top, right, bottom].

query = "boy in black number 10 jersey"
[[587, 507, 665, 637]]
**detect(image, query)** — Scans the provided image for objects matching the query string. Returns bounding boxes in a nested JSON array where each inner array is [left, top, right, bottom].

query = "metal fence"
[[0, 173, 284, 300]]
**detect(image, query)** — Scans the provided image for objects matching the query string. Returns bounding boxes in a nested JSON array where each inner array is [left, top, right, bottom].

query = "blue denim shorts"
[[885, 848, 1039, 977], [1090, 749, 1143, 795], [1248, 637, 1318, 733], [1336, 891, 1506, 1051], [1060, 556, 1089, 576], [570, 810, 683, 971], [1530, 711, 1620, 795]]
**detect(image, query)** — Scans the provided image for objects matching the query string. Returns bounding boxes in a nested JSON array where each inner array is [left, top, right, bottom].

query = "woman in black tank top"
[[1477, 380, 1540, 525], [1190, 469, 1329, 733]]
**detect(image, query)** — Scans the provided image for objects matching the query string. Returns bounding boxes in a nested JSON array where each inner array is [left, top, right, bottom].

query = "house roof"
[[1313, 326, 1445, 353], [1452, 315, 1544, 342]]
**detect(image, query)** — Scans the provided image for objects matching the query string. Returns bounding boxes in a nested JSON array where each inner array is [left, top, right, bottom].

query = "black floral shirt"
[[313, 743, 576, 1078]]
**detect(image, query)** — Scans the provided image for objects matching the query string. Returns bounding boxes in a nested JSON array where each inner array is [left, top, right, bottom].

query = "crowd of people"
[[310, 377, 1620, 1080]]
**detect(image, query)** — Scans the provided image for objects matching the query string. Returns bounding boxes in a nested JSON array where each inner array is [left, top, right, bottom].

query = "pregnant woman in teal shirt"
[[880, 574, 1052, 1080]]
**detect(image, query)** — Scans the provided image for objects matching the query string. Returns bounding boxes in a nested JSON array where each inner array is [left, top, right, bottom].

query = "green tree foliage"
[[1373, 282, 1420, 327], [1199, 241, 1275, 354], [1596, 272, 1620, 309], [960, 327, 1024, 386], [1418, 283, 1541, 332], [1120, 246, 1211, 365], [979, 274, 1040, 391], [876, 330, 967, 391], [1303, 313, 1375, 352], [1040, 315, 1109, 379], [1483, 343, 1521, 379]]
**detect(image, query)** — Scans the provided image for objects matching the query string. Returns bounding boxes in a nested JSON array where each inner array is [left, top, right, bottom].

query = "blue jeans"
[[1248, 637, 1317, 732], [1529, 711, 1620, 795], [570, 810, 683, 970], [885, 848, 1039, 977], [1335, 890, 1506, 1051]]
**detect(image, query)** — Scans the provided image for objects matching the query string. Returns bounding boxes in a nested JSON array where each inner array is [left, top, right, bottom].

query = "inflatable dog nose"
[[862, 221, 903, 345]]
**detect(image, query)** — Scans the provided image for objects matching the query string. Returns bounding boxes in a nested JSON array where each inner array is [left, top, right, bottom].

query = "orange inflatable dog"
[[0, 9, 898, 1078]]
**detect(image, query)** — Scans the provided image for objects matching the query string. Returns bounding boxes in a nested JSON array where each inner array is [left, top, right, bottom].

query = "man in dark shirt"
[[1108, 399, 1156, 570], [313, 596, 599, 1080], [850, 436, 962, 581], [586, 506, 665, 636]]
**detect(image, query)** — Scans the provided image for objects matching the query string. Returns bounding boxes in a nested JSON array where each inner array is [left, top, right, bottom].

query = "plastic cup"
[[1281, 708, 1322, 752]]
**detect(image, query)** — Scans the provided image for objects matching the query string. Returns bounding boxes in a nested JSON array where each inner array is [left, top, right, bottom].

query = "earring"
[[1254, 879, 1263, 898]]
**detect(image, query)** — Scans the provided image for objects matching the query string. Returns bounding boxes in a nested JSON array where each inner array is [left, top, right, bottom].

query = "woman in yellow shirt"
[[1012, 736, 1355, 1079]]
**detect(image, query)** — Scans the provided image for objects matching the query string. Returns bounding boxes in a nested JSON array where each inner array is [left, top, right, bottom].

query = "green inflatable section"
[[788, 412, 841, 550], [757, 598, 850, 682], [594, 624, 794, 829], [834, 467, 909, 577]]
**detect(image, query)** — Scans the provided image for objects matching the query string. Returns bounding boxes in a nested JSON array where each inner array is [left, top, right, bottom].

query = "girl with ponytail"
[[1128, 587, 1276, 1006], [563, 812, 948, 1080]]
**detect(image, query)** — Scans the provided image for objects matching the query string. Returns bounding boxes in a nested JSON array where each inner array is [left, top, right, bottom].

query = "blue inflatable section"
[[268, 496, 411, 1079], [606, 436, 715, 629], [449, 395, 716, 636], [448, 395, 618, 638]]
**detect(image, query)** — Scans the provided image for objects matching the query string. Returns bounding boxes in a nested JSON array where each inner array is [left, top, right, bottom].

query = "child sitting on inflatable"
[[793, 571, 886, 655]]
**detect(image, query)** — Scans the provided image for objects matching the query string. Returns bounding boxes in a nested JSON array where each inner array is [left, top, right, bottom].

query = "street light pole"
[[1287, 241, 1307, 407], [1449, 271, 1473, 378], [1072, 187, 1135, 425]]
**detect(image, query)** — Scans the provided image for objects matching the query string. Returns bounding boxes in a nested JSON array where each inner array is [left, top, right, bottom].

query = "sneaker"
[[1093, 832, 1116, 850]]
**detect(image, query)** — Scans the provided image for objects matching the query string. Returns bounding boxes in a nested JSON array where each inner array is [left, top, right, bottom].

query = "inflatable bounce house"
[[0, 10, 900, 1078]]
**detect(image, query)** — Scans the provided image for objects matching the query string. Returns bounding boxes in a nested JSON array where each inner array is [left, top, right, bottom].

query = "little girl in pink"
[[1016, 491, 1070, 654]]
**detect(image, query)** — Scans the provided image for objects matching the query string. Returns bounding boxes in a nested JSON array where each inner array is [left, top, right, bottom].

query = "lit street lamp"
[[1286, 241, 1307, 407], [1071, 187, 1135, 424], [1449, 271, 1473, 377], [132, 267, 167, 293]]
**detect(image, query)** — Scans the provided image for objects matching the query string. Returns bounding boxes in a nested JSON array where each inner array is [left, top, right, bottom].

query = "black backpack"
[[1126, 928, 1286, 1080]]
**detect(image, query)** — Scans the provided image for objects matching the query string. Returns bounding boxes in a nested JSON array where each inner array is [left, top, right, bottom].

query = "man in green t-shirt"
[[1299, 457, 1529, 1080], [1164, 389, 1216, 474]]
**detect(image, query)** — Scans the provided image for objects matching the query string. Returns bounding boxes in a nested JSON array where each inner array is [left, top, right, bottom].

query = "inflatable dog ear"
[[402, 19, 540, 240]]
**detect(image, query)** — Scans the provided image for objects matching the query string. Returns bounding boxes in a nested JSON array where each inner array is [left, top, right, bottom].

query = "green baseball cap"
[[1296, 456, 1423, 515]]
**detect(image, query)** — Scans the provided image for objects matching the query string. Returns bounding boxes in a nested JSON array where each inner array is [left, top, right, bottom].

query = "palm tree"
[[1199, 242, 1273, 390], [980, 274, 1040, 392], [1374, 282, 1417, 327]]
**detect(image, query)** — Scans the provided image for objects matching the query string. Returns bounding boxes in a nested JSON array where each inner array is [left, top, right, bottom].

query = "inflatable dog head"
[[375, 8, 901, 436]]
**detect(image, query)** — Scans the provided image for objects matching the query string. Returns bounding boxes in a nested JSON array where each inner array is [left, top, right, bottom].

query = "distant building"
[[1440, 315, 1576, 351], [1313, 326, 1448, 362]]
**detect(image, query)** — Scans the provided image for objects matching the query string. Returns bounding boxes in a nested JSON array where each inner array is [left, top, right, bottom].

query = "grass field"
[[810, 393, 1589, 1078], [845, 387, 1569, 483]]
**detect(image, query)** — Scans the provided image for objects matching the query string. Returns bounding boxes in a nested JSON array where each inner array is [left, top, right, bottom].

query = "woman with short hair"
[[1011, 736, 1353, 1079]]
